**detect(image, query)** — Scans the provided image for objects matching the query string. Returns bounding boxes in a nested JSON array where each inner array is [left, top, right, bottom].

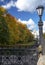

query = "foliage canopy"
[[0, 7, 34, 45]]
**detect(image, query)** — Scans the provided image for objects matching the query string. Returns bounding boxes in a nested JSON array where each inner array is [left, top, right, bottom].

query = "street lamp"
[[36, 6, 44, 55], [37, 6, 44, 21], [37, 6, 44, 16]]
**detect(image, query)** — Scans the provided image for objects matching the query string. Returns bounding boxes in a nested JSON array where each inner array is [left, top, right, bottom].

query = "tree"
[[0, 11, 9, 45], [0, 7, 34, 45]]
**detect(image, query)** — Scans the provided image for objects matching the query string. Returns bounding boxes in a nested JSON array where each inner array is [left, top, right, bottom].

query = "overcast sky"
[[0, 0, 45, 36]]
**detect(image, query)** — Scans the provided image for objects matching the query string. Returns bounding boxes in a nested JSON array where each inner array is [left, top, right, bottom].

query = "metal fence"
[[0, 45, 38, 65]]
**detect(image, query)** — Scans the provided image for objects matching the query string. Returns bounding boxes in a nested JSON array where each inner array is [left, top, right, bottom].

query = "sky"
[[0, 0, 45, 37]]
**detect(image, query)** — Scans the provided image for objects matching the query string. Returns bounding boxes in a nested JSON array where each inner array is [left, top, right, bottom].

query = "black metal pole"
[[38, 16, 43, 55]]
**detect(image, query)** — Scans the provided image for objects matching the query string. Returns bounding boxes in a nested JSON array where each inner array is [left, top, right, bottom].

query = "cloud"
[[18, 18, 36, 30], [31, 21, 45, 37], [2, 0, 15, 9], [15, 0, 45, 12], [32, 30, 39, 38], [31, 21, 45, 38], [18, 19, 45, 37], [1, 0, 45, 12], [0, 0, 4, 2], [18, 18, 39, 37]]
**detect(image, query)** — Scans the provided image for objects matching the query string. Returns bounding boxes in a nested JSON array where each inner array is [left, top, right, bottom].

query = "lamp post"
[[36, 6, 44, 55]]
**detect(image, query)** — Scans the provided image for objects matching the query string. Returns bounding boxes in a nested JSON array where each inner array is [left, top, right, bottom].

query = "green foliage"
[[0, 7, 34, 45], [0, 13, 9, 45]]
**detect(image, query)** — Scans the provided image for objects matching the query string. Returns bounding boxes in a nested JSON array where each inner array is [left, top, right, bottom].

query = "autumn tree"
[[0, 7, 9, 45], [0, 7, 34, 45]]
